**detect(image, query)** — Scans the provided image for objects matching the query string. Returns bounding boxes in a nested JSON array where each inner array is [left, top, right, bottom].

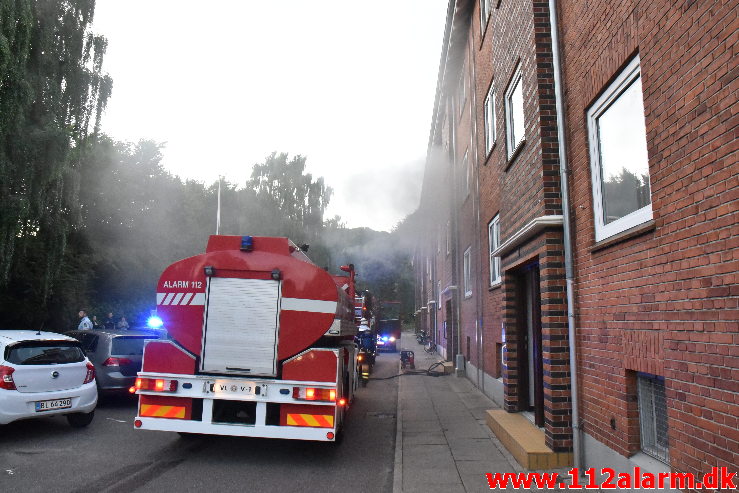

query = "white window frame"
[[484, 83, 496, 155], [437, 281, 441, 310], [462, 150, 470, 197], [488, 215, 501, 286], [458, 70, 467, 116], [587, 55, 652, 242], [480, 0, 492, 33], [463, 247, 472, 298], [504, 64, 525, 158]]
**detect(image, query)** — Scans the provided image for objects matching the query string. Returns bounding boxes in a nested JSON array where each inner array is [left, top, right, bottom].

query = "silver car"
[[66, 329, 162, 394], [0, 330, 97, 427]]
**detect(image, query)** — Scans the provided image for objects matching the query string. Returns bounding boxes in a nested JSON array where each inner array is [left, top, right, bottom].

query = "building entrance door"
[[445, 299, 454, 358], [517, 263, 544, 427]]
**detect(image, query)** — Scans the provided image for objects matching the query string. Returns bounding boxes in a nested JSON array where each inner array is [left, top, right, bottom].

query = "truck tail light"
[[0, 365, 16, 390], [102, 357, 133, 367], [135, 377, 178, 392], [292, 387, 336, 402], [83, 362, 96, 384]]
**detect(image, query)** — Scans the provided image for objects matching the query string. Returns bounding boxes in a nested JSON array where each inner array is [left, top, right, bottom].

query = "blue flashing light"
[[381, 336, 389, 342], [147, 316, 164, 328], [241, 235, 254, 252]]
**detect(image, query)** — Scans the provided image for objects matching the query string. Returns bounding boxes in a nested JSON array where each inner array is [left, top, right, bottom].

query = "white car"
[[0, 330, 97, 427]]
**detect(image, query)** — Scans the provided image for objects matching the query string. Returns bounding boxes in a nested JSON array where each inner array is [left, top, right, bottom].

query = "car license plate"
[[35, 398, 72, 412], [211, 380, 256, 395]]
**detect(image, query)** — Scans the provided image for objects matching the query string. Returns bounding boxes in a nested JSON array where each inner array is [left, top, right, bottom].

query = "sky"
[[92, 0, 449, 232]]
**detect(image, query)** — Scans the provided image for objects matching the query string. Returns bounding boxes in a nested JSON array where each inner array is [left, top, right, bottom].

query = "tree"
[[0, 0, 112, 328], [247, 152, 333, 242]]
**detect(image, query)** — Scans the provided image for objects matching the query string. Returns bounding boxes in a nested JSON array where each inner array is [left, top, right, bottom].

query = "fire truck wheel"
[[177, 432, 201, 440], [333, 426, 345, 445]]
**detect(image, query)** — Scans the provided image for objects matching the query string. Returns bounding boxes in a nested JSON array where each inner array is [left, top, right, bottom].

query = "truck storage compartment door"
[[201, 277, 280, 376]]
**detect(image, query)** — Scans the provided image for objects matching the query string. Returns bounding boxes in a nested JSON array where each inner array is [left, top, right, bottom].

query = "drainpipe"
[[548, 0, 583, 470], [469, 20, 485, 391]]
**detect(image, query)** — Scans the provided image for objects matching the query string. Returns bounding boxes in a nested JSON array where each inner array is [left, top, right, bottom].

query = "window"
[[480, 0, 492, 31], [5, 341, 85, 365], [427, 257, 432, 281], [71, 332, 98, 352], [637, 373, 669, 464], [437, 281, 441, 310], [505, 65, 525, 158], [462, 150, 470, 197], [446, 221, 450, 255], [463, 247, 472, 297], [484, 83, 496, 155], [458, 70, 467, 116], [587, 56, 652, 241], [488, 215, 501, 285]]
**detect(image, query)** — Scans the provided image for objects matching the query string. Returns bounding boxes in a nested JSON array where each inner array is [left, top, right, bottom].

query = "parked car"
[[0, 330, 97, 427], [66, 329, 162, 394]]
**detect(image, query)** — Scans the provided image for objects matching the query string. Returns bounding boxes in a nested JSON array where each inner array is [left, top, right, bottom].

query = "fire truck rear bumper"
[[135, 416, 337, 441]]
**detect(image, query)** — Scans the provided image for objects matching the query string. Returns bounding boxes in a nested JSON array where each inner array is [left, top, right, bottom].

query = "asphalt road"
[[0, 352, 400, 493]]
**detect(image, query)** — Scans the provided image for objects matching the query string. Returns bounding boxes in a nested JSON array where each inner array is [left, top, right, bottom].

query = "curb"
[[392, 357, 403, 493]]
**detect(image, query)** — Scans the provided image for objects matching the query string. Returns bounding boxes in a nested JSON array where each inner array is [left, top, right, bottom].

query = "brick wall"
[[559, 0, 738, 475], [472, 0, 572, 452]]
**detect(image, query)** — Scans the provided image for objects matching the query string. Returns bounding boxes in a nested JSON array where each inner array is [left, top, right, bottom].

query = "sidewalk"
[[392, 332, 524, 493]]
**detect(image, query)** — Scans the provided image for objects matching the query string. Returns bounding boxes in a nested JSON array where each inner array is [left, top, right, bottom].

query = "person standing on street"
[[78, 310, 93, 330], [117, 316, 130, 330], [103, 312, 116, 330], [91, 315, 101, 329]]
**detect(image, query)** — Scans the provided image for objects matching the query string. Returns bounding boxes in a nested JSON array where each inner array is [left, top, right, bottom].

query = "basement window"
[[637, 373, 670, 464], [587, 55, 652, 242]]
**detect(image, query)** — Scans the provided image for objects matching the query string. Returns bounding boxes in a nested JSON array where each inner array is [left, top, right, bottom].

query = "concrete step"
[[485, 409, 572, 470]]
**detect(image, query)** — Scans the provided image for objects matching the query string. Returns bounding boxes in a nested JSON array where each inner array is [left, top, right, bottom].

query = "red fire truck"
[[132, 235, 359, 442]]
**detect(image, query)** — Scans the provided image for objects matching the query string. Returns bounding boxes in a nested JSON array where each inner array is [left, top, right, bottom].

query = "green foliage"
[[602, 167, 651, 223], [247, 152, 332, 242], [0, 0, 111, 328], [67, 148, 340, 328], [0, 2, 413, 330]]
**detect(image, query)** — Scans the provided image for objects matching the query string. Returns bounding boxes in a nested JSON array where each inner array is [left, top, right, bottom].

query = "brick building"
[[414, 0, 737, 480]]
